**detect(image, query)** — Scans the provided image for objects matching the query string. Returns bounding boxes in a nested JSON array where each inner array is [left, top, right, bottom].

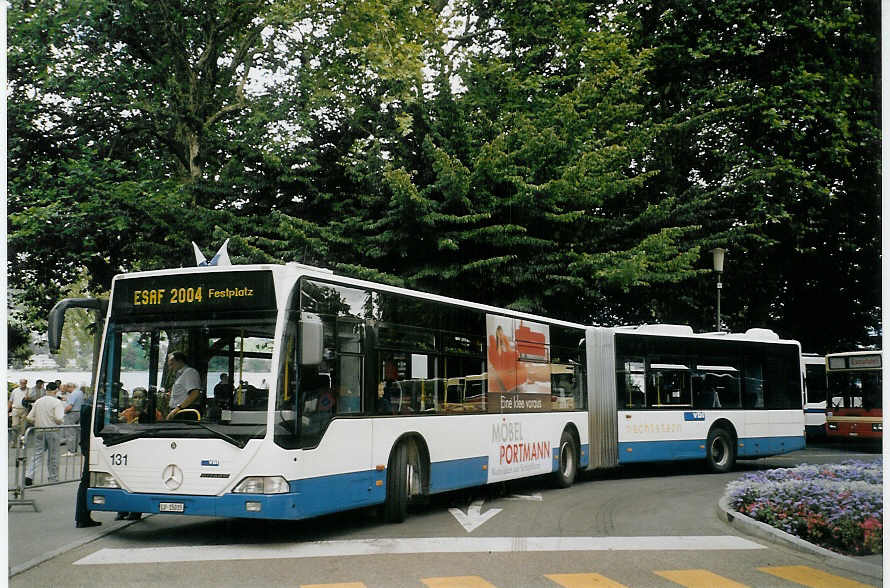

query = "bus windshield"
[[828, 371, 882, 412], [95, 317, 276, 446]]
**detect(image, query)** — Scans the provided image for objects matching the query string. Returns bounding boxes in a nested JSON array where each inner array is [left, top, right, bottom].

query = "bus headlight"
[[827, 423, 839, 430], [872, 423, 882, 432], [90, 471, 121, 488], [232, 476, 289, 494]]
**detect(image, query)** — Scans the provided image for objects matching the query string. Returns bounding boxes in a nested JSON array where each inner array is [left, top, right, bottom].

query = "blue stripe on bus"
[[618, 435, 805, 463], [429, 456, 489, 492], [617, 439, 706, 463], [804, 408, 826, 414], [736, 435, 805, 457]]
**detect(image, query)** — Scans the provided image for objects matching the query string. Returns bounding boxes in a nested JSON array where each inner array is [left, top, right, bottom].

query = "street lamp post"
[[710, 248, 727, 332]]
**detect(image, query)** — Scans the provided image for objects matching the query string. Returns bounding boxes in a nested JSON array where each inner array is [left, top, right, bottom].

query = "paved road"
[[9, 443, 882, 587]]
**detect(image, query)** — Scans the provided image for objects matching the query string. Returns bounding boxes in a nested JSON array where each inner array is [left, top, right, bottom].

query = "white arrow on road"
[[449, 499, 502, 533], [504, 493, 543, 502]]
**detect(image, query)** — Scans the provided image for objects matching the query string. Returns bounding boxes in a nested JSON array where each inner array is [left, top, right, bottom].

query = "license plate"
[[159, 502, 185, 513]]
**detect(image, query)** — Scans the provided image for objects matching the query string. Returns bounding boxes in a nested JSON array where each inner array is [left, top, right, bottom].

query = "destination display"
[[112, 271, 276, 315]]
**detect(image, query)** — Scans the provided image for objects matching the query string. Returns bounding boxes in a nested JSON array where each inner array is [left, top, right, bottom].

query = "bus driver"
[[166, 351, 202, 420]]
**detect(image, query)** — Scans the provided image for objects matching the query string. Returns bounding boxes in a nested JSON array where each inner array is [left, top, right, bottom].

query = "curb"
[[8, 516, 145, 578], [717, 494, 883, 581]]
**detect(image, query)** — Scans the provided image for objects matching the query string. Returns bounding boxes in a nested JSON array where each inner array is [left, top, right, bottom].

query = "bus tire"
[[383, 442, 410, 523], [706, 427, 735, 473], [554, 430, 578, 488]]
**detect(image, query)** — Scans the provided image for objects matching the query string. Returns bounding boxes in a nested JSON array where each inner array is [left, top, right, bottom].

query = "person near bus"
[[75, 401, 101, 528], [63, 382, 84, 454], [165, 351, 203, 420], [25, 381, 65, 486], [28, 379, 46, 405], [9, 379, 29, 445]]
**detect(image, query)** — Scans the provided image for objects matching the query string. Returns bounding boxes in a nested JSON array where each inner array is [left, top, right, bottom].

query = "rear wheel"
[[553, 430, 578, 488], [706, 428, 735, 473]]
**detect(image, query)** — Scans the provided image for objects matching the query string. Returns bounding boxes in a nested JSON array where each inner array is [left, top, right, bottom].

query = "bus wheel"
[[554, 430, 578, 488], [383, 442, 412, 523], [706, 428, 735, 473]]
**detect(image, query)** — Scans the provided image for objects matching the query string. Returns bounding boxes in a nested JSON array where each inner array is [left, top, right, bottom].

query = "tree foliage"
[[7, 0, 880, 353]]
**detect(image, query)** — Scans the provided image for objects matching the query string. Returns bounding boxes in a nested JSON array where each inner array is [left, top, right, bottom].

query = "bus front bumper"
[[87, 488, 302, 519]]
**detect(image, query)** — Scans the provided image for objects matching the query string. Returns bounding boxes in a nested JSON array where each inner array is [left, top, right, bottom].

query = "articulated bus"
[[802, 354, 827, 438], [825, 351, 882, 440], [49, 262, 805, 522]]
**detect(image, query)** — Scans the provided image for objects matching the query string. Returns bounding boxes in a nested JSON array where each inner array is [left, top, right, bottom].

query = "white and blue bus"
[[49, 262, 805, 522]]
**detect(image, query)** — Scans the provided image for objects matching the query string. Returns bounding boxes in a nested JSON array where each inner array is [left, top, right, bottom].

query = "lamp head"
[[710, 248, 727, 273]]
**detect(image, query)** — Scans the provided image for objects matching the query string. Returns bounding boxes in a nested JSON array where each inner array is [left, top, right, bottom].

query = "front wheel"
[[553, 431, 578, 488], [706, 428, 735, 473], [383, 442, 421, 523]]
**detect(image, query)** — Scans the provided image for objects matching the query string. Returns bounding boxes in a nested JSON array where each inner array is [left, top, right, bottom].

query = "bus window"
[[804, 363, 827, 404], [647, 362, 691, 407], [617, 358, 646, 408], [765, 354, 802, 409], [743, 361, 765, 408], [693, 362, 740, 409]]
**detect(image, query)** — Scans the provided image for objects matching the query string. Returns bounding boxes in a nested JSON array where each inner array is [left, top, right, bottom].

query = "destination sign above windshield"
[[112, 270, 276, 314]]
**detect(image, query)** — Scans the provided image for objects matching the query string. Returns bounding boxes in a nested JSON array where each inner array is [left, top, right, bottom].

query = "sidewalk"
[[8, 478, 141, 577]]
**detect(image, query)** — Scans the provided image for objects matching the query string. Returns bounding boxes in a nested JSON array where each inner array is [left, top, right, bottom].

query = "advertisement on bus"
[[486, 315, 551, 412]]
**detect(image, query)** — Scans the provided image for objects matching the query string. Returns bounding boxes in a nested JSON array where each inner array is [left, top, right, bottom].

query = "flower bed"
[[726, 459, 883, 555]]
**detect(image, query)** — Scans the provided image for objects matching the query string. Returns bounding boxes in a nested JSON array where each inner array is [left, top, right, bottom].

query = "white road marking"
[[449, 499, 502, 532], [504, 493, 543, 501], [74, 536, 765, 565]]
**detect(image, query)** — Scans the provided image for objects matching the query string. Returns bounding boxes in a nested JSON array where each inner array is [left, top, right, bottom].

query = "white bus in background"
[[49, 262, 805, 523], [801, 354, 827, 438]]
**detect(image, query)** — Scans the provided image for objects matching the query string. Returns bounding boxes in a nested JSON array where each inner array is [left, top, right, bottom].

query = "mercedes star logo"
[[162, 464, 184, 490]]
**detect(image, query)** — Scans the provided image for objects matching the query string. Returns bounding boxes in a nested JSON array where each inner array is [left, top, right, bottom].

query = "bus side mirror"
[[48, 298, 106, 352], [300, 314, 324, 366]]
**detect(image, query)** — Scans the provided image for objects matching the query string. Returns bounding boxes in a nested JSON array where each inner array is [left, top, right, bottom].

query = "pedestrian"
[[25, 381, 65, 486], [75, 401, 100, 528], [29, 379, 46, 403], [9, 379, 29, 446], [63, 382, 84, 454]]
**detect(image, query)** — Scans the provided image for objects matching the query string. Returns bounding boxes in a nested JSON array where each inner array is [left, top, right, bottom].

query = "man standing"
[[9, 379, 29, 446], [29, 379, 46, 403], [75, 401, 101, 528], [165, 351, 203, 420], [25, 381, 65, 486], [63, 383, 84, 454]]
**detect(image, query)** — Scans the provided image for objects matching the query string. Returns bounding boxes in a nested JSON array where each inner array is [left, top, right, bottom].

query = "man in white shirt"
[[9, 379, 28, 445], [25, 381, 65, 485], [166, 351, 203, 420]]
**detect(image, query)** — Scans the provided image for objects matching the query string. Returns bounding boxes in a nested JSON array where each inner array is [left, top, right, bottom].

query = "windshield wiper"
[[103, 422, 248, 448], [169, 420, 247, 448], [103, 427, 177, 446]]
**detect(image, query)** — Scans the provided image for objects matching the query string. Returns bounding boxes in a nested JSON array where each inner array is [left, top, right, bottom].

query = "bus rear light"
[[90, 471, 121, 488], [232, 476, 289, 494]]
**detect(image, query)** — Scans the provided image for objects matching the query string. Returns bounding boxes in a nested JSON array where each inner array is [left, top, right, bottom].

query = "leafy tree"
[[7, 321, 33, 368], [619, 0, 880, 349]]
